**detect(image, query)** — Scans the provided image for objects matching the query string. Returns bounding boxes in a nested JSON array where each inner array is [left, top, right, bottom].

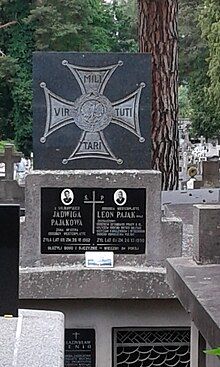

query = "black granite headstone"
[[41, 187, 146, 254], [33, 52, 152, 170], [0, 205, 19, 316], [65, 329, 95, 367]]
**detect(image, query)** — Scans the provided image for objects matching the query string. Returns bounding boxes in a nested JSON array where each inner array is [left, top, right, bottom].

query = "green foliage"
[[179, 0, 220, 138], [0, 56, 18, 140], [178, 85, 192, 118], [112, 0, 138, 52], [204, 347, 220, 356], [26, 0, 91, 51], [0, 0, 137, 154], [0, 0, 34, 154], [178, 0, 205, 84], [199, 0, 220, 106], [0, 55, 18, 82], [25, 0, 119, 52]]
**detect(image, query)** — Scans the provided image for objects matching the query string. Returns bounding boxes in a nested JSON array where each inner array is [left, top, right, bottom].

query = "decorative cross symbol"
[[0, 144, 22, 180], [84, 191, 104, 234], [40, 60, 145, 165], [72, 332, 80, 340]]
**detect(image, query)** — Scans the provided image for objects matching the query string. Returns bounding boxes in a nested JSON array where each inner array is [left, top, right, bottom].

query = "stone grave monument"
[[0, 144, 25, 206], [202, 160, 220, 188], [20, 52, 190, 367], [193, 160, 220, 189]]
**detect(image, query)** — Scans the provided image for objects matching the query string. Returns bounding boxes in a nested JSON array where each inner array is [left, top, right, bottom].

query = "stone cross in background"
[[0, 144, 22, 180], [199, 135, 206, 146]]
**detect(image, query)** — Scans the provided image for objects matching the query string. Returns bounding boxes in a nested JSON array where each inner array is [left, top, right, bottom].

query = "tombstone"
[[0, 205, 19, 316], [21, 170, 182, 267], [20, 52, 190, 367], [33, 52, 152, 170], [0, 144, 25, 205], [202, 160, 220, 188]]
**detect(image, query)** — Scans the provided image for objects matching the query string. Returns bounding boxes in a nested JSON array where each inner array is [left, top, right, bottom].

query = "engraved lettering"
[[51, 219, 83, 226], [52, 210, 81, 218], [83, 141, 102, 150], [54, 108, 70, 117], [54, 108, 60, 116], [97, 211, 114, 219], [115, 107, 132, 118], [116, 211, 136, 218], [84, 74, 102, 84]]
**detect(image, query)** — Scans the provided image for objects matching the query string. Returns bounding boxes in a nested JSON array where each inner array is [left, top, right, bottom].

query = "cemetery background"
[[0, 1, 219, 367]]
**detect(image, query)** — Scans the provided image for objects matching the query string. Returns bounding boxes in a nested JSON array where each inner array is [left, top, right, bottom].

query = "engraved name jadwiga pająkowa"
[[41, 188, 146, 254], [39, 60, 146, 165]]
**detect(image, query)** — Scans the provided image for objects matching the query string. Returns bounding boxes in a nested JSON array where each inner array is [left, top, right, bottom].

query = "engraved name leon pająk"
[[40, 60, 145, 165]]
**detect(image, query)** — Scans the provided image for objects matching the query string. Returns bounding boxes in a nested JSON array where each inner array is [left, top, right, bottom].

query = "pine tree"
[[138, 0, 178, 190]]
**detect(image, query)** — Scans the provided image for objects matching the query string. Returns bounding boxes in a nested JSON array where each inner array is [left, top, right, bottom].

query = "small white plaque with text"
[[85, 252, 114, 268]]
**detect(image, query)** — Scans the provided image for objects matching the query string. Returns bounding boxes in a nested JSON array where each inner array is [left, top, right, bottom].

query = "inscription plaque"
[[65, 329, 95, 367], [33, 52, 151, 170], [41, 188, 146, 254]]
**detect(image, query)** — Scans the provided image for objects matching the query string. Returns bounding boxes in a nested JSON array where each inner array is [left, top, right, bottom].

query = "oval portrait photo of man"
[[61, 188, 74, 205], [114, 189, 127, 206]]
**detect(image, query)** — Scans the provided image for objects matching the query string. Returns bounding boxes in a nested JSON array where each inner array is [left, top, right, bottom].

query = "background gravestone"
[[33, 52, 151, 170], [0, 205, 19, 316], [0, 144, 22, 180]]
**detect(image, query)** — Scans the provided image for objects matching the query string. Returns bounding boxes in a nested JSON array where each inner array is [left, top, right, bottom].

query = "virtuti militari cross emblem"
[[40, 60, 146, 165]]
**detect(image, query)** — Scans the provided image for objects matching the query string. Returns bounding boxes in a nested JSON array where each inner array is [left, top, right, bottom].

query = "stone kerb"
[[21, 170, 182, 268]]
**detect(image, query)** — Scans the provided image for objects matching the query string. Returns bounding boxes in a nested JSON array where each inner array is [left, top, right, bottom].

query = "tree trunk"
[[138, 0, 179, 190]]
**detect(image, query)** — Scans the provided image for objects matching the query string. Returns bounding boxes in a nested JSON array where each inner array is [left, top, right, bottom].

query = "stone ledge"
[[166, 257, 220, 348], [20, 265, 174, 299], [0, 309, 64, 367]]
